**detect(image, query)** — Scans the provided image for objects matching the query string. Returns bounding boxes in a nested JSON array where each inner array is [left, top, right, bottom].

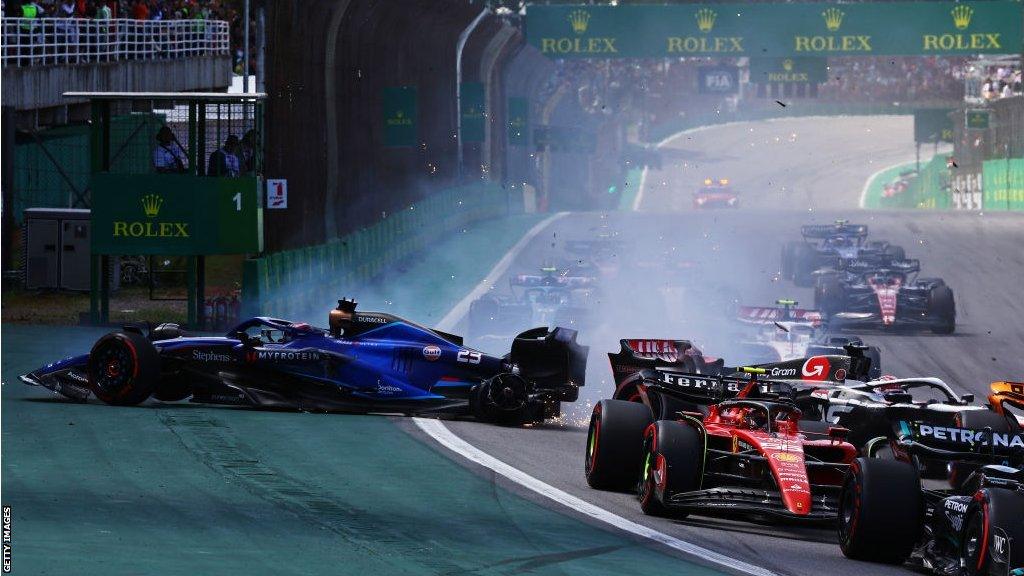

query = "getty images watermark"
[[2, 505, 10, 572]]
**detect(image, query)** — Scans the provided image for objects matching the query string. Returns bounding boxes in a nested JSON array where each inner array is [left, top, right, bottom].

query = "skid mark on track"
[[158, 410, 462, 574], [441, 545, 627, 576]]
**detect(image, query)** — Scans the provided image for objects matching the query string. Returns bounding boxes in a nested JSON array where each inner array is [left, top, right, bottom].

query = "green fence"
[[907, 156, 952, 209], [982, 158, 1024, 211], [242, 182, 517, 319], [13, 113, 164, 223]]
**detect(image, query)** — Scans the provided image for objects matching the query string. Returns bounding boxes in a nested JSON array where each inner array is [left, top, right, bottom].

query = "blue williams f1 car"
[[20, 299, 588, 425]]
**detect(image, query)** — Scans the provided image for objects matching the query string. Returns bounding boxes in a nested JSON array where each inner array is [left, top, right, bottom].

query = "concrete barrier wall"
[[2, 55, 232, 111]]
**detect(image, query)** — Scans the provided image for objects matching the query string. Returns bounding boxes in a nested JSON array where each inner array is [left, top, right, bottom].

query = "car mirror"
[[961, 393, 975, 404]]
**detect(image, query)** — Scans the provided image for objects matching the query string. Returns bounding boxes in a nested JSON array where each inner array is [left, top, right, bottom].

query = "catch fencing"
[[242, 183, 518, 320], [1, 18, 229, 67]]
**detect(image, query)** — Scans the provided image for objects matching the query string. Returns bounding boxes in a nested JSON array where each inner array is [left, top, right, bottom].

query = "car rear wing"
[[510, 274, 596, 288], [607, 339, 716, 387], [800, 223, 868, 240], [736, 304, 823, 327], [641, 368, 802, 407], [840, 257, 920, 275]]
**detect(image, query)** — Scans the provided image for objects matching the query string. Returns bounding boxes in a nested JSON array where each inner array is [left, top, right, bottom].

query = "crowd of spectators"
[[818, 57, 966, 103], [3, 0, 227, 26], [979, 66, 1022, 101], [2, 0, 254, 74]]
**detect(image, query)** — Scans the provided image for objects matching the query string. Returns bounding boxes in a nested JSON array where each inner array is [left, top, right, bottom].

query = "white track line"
[[413, 417, 776, 576], [435, 212, 569, 333], [418, 211, 778, 576]]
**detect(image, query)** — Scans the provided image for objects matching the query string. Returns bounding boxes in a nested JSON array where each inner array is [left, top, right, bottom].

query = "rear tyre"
[[87, 331, 160, 406], [639, 420, 702, 517], [960, 488, 1024, 576], [929, 285, 956, 334], [838, 458, 922, 563], [585, 400, 653, 491], [792, 244, 818, 287]]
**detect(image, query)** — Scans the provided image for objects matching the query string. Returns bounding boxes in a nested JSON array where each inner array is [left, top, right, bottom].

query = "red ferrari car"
[[585, 368, 856, 522], [693, 177, 739, 209]]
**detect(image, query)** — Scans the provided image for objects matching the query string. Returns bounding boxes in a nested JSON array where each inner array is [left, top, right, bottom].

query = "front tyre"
[[960, 488, 1024, 576], [639, 420, 703, 517], [838, 458, 922, 564], [585, 400, 653, 491], [87, 331, 160, 406]]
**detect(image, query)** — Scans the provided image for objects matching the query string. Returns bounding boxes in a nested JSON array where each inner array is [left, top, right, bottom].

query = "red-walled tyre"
[[960, 488, 1024, 576], [638, 420, 702, 518], [87, 332, 160, 406]]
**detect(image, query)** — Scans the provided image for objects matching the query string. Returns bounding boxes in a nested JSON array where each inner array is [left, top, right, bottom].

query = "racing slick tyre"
[[792, 244, 818, 287], [884, 245, 906, 261], [87, 331, 160, 406], [928, 285, 956, 334], [586, 400, 653, 491], [960, 487, 1024, 576], [639, 420, 702, 518], [838, 458, 922, 564]]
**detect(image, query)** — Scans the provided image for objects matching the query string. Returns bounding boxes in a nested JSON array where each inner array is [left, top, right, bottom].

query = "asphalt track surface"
[[4, 115, 1022, 576], [440, 115, 1024, 576]]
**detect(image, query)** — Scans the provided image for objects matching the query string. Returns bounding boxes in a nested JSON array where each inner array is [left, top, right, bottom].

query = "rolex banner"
[[525, 2, 1022, 58], [749, 58, 828, 84], [383, 86, 417, 147], [91, 174, 262, 255]]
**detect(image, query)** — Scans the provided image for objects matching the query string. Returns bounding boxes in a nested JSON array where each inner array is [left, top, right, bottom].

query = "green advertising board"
[[383, 86, 417, 147], [983, 158, 1024, 211], [914, 109, 956, 143], [461, 82, 486, 144], [508, 97, 529, 146], [966, 109, 991, 130], [749, 58, 828, 83], [91, 174, 262, 255], [525, 2, 1022, 58]]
